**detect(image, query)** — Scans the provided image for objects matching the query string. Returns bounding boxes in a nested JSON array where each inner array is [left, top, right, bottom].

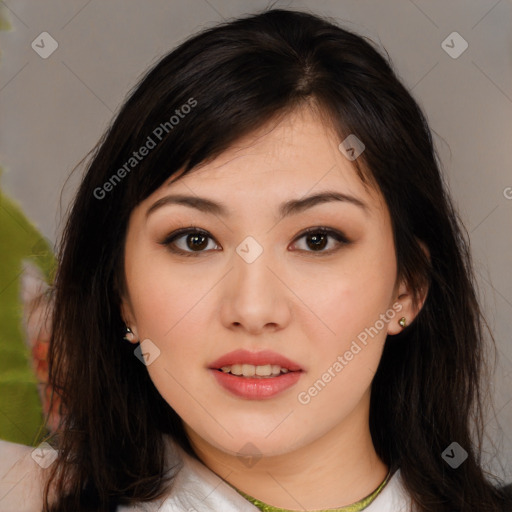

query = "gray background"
[[1, 0, 511, 481]]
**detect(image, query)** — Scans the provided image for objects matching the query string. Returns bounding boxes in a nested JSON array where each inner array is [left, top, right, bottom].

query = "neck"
[[185, 391, 388, 510]]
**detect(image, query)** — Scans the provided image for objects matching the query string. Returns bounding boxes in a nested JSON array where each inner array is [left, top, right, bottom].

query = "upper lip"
[[209, 349, 302, 371]]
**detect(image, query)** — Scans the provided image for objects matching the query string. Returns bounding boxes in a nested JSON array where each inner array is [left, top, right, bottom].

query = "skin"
[[121, 106, 428, 509]]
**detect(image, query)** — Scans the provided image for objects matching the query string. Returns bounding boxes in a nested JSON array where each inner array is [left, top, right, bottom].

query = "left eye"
[[291, 228, 349, 253]]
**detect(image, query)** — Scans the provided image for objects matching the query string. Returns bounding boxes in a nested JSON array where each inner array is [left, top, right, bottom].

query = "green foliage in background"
[[0, 174, 56, 445]]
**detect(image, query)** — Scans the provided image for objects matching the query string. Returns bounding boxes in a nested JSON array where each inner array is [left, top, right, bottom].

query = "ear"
[[120, 297, 139, 344], [387, 239, 430, 336]]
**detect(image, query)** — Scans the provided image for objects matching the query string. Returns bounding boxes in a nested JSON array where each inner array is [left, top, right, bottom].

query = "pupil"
[[187, 234, 207, 251], [307, 233, 327, 250]]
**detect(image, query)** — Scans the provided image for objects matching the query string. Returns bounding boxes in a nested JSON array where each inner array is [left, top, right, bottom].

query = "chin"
[[202, 427, 306, 459]]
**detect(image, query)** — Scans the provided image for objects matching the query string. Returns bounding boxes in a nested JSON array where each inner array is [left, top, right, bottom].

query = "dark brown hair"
[[44, 8, 511, 511]]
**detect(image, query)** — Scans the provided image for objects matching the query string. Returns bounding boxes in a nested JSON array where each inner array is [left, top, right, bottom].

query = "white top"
[[0, 437, 412, 512]]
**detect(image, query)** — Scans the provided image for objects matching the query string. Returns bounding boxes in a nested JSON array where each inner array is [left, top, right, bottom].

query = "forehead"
[[149, 107, 386, 215]]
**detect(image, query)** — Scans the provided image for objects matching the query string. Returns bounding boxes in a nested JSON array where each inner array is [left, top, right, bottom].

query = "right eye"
[[159, 227, 221, 257]]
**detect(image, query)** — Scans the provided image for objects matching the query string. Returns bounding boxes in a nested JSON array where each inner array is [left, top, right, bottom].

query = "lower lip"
[[210, 369, 302, 399]]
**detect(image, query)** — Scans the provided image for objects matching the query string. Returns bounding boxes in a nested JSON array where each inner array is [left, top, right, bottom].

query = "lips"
[[208, 349, 302, 372]]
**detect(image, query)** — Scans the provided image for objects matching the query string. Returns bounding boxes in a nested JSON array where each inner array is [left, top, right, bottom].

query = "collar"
[[117, 437, 412, 511], [231, 470, 392, 512]]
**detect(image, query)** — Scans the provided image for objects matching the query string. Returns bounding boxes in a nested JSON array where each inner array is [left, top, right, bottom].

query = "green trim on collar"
[[234, 470, 391, 512]]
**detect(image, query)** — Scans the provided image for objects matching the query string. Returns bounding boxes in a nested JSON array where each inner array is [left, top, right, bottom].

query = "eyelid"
[[293, 226, 349, 243], [160, 226, 211, 245]]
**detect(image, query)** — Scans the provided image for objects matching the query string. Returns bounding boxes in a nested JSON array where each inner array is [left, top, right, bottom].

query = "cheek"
[[126, 246, 213, 340], [300, 244, 396, 351], [135, 299, 210, 423], [125, 256, 215, 388], [295, 240, 396, 412]]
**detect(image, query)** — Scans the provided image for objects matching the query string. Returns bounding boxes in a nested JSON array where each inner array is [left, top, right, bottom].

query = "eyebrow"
[[145, 190, 368, 220]]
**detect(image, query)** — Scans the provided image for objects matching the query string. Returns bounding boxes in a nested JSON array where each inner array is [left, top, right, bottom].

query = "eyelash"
[[158, 226, 350, 257]]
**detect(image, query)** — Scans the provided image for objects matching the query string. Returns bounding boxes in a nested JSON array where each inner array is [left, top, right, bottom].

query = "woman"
[[1, 8, 511, 512]]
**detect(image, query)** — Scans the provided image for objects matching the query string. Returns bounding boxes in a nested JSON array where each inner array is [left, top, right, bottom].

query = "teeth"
[[219, 364, 291, 377]]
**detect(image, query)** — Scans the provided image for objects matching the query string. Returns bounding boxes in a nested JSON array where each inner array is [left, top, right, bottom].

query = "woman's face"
[[121, 107, 408, 459]]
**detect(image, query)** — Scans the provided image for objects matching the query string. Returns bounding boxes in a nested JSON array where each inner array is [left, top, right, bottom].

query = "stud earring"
[[123, 326, 135, 342], [398, 317, 407, 328]]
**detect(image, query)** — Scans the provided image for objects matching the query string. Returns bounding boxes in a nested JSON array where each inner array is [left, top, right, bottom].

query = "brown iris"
[[187, 233, 208, 251], [305, 233, 328, 251]]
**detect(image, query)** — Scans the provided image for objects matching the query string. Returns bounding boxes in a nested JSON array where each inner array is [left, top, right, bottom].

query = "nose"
[[218, 245, 292, 335]]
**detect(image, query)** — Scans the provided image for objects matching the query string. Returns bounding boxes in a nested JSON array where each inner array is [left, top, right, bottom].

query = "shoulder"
[[118, 437, 258, 512], [0, 439, 47, 512], [367, 469, 512, 512]]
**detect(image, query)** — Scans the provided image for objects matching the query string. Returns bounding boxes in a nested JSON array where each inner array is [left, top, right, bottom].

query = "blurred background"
[[0, 0, 511, 481]]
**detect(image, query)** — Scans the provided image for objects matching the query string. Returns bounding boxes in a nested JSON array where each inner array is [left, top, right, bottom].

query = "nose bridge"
[[232, 235, 278, 302], [219, 234, 291, 332]]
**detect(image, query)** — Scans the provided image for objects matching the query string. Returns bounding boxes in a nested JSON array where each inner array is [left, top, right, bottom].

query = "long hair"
[[44, 8, 510, 511]]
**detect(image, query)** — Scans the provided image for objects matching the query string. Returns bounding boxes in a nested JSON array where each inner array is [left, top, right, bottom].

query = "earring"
[[123, 326, 135, 342], [398, 317, 407, 328]]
